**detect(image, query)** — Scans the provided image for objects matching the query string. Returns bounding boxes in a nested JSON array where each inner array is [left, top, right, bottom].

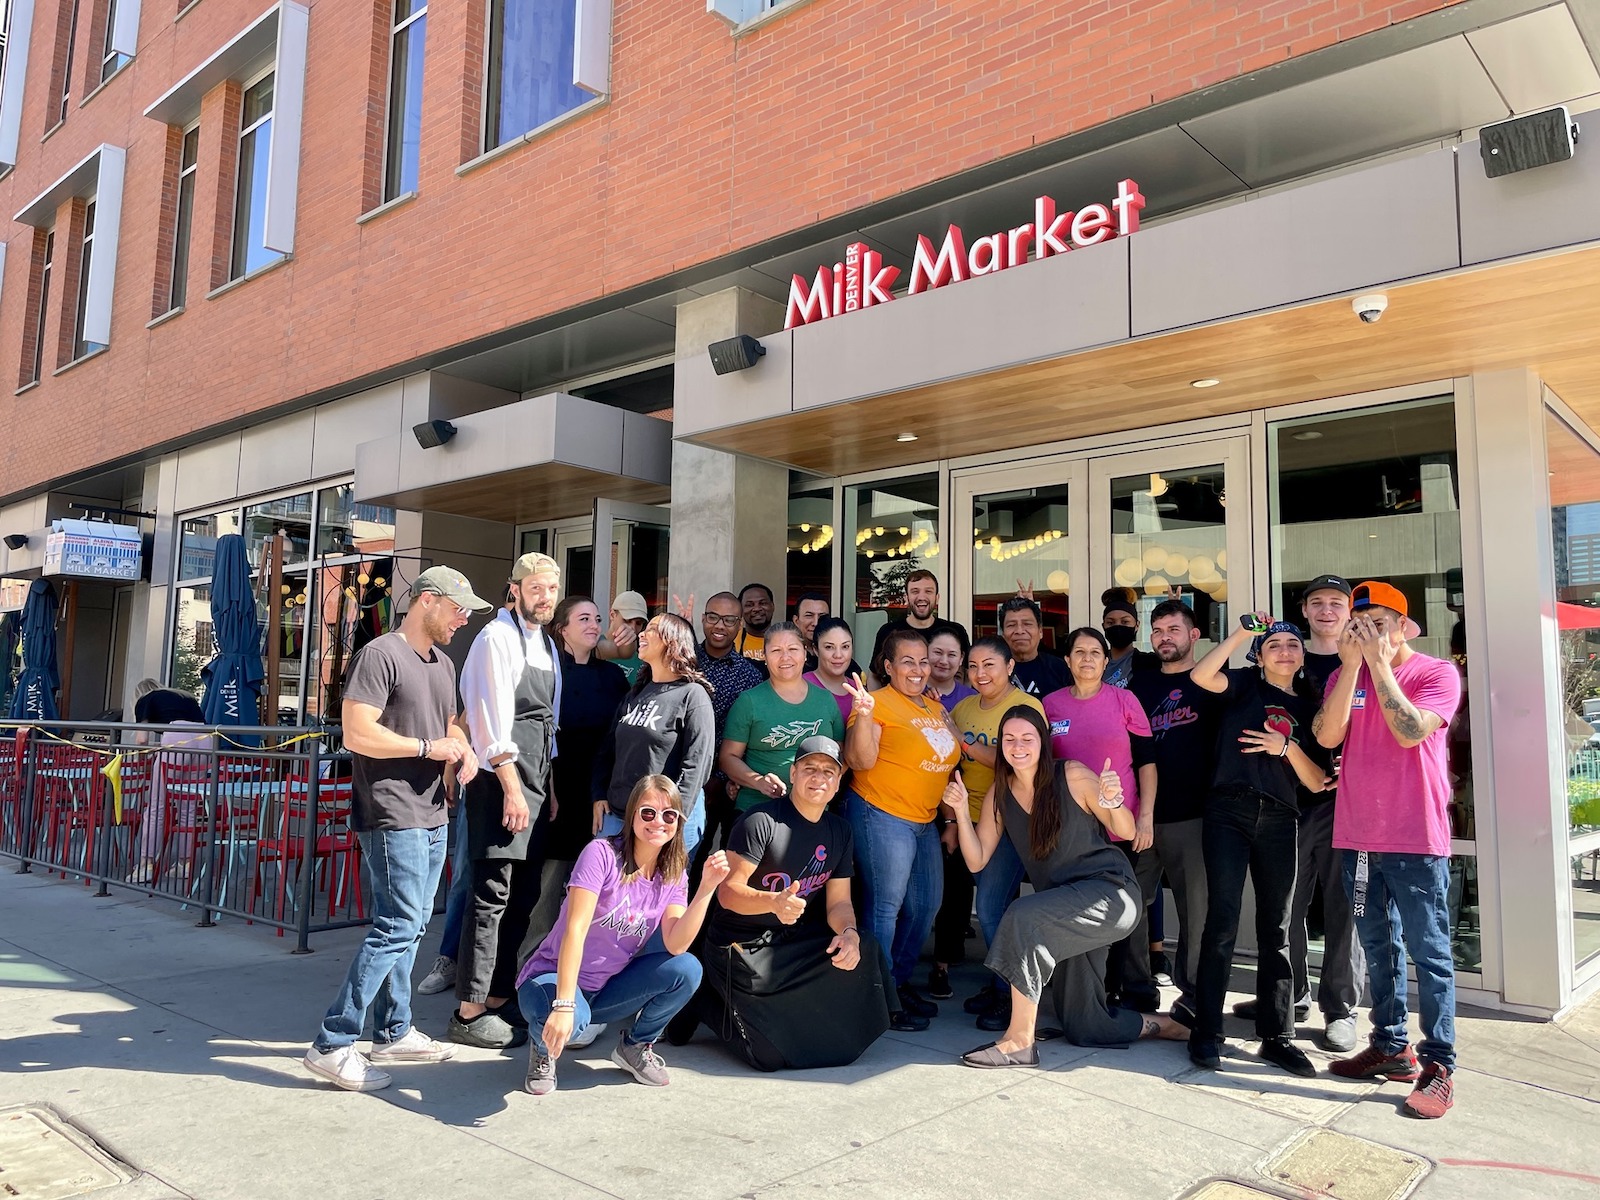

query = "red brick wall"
[[0, 0, 1461, 496]]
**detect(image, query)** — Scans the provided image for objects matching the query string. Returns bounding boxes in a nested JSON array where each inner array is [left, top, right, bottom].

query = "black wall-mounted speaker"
[[1480, 106, 1577, 179], [708, 334, 767, 376]]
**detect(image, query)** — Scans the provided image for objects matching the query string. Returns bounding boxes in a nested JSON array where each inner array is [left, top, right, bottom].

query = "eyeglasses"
[[701, 613, 740, 627], [637, 806, 682, 826]]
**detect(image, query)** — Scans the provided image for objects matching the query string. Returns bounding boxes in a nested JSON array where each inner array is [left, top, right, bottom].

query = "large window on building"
[[98, 0, 130, 82], [787, 475, 834, 618], [1545, 409, 1600, 976], [71, 199, 96, 359], [383, 0, 426, 200], [172, 485, 398, 726], [483, 0, 594, 152], [165, 124, 198, 313], [21, 227, 53, 387], [843, 473, 942, 666], [1269, 396, 1479, 972], [231, 71, 281, 280]]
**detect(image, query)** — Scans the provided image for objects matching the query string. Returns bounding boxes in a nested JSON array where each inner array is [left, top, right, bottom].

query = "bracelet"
[[1279, 738, 1291, 758], [841, 926, 859, 937], [550, 998, 577, 1012], [418, 738, 430, 759], [1096, 795, 1125, 810]]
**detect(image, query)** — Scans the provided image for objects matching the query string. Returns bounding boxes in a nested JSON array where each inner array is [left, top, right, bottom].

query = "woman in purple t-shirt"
[[516, 775, 729, 1095]]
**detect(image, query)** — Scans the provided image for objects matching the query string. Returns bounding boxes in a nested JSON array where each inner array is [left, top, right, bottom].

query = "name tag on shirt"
[[1050, 718, 1071, 737], [1352, 689, 1367, 710]]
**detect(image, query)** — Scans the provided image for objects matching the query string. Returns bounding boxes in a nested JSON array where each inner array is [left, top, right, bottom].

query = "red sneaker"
[[1329, 1043, 1421, 1082], [1403, 1063, 1454, 1118]]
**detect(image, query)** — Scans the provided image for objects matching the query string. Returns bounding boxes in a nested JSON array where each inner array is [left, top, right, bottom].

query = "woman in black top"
[[1187, 618, 1331, 1078], [944, 707, 1186, 1066], [593, 613, 717, 856]]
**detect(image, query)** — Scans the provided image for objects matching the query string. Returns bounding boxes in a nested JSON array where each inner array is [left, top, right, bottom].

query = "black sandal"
[[961, 1041, 1040, 1068]]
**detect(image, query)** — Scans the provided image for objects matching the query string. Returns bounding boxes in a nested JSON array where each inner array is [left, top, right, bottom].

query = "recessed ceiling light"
[[1292, 431, 1324, 441], [896, 432, 918, 443], [1191, 378, 1221, 389]]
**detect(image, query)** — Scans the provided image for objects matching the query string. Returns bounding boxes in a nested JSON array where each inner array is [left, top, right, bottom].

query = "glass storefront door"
[[591, 499, 671, 619]]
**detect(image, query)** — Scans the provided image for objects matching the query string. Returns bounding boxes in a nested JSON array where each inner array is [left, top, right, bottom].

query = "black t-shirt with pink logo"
[[1208, 668, 1326, 812], [1129, 668, 1222, 825], [706, 799, 855, 944]]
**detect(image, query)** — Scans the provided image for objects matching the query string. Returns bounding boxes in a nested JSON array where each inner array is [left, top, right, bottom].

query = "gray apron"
[[466, 612, 557, 862]]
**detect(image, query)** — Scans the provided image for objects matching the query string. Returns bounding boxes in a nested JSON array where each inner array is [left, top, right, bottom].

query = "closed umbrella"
[[9, 579, 59, 721], [0, 611, 20, 715], [200, 533, 265, 743]]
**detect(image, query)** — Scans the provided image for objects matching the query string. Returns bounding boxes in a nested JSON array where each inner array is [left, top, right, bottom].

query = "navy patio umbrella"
[[200, 533, 265, 742], [9, 579, 59, 721]]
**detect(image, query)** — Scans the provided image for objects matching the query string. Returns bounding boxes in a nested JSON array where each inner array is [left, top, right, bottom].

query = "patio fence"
[[0, 720, 370, 951]]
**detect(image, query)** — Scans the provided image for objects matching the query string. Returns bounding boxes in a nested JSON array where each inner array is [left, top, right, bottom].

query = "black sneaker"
[[926, 966, 953, 1000], [1188, 1035, 1221, 1070], [1151, 951, 1174, 988], [976, 997, 1012, 1032], [1259, 1036, 1317, 1078], [889, 1009, 931, 1032], [897, 984, 938, 1018], [964, 983, 1003, 1015]]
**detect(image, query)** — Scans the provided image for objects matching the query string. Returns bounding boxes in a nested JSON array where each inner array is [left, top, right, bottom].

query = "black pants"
[[1103, 843, 1161, 1010], [932, 843, 975, 964], [693, 780, 737, 880], [1291, 799, 1365, 1018], [456, 818, 548, 1005], [1193, 789, 1298, 1043]]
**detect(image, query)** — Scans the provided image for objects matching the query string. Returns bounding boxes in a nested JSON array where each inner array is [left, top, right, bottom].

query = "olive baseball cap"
[[413, 565, 492, 612], [511, 552, 561, 582]]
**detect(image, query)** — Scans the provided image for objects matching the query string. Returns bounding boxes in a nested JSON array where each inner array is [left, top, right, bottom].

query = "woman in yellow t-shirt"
[[842, 629, 962, 1030], [930, 637, 1045, 1022]]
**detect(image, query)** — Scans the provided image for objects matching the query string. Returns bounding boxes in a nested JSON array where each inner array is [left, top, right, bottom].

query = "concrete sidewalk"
[[1, 867, 1597, 1200]]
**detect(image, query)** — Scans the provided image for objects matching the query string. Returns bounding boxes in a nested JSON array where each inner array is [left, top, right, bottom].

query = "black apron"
[[466, 613, 557, 862]]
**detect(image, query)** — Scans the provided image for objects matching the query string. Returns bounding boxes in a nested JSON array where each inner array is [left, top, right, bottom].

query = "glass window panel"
[[1545, 410, 1600, 971], [519, 528, 548, 556], [1109, 466, 1229, 656], [169, 125, 199, 312], [843, 474, 941, 655], [178, 510, 241, 581], [265, 568, 309, 724], [970, 480, 1070, 651], [170, 582, 212, 696], [384, 3, 426, 200], [617, 519, 669, 612], [231, 75, 279, 280], [316, 485, 396, 559], [73, 201, 95, 359], [787, 478, 834, 616], [485, 0, 590, 150], [244, 493, 313, 568]]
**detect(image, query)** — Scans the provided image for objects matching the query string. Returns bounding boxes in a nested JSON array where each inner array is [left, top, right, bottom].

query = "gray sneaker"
[[1321, 1014, 1359, 1053], [448, 1010, 527, 1049], [416, 955, 456, 996], [610, 1035, 671, 1086], [525, 1047, 556, 1096]]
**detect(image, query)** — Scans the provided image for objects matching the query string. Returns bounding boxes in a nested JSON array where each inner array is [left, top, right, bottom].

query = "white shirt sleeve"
[[461, 617, 522, 764]]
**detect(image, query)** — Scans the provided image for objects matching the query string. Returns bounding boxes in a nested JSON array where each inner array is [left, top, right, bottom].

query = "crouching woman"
[[945, 707, 1186, 1066], [515, 775, 729, 1095]]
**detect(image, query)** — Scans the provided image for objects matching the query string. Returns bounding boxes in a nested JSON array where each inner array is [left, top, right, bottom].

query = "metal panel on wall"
[[262, 1, 308, 255], [1458, 134, 1600, 266]]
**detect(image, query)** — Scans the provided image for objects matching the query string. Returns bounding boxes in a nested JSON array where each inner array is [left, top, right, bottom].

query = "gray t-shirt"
[[342, 631, 458, 832]]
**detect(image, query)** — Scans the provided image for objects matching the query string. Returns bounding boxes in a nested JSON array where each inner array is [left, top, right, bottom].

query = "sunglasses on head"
[[637, 805, 681, 826]]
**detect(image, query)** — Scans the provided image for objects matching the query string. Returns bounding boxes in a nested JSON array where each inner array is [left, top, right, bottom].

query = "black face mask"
[[1104, 625, 1138, 651]]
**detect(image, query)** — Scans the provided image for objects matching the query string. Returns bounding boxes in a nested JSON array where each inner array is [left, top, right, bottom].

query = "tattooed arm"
[[1370, 660, 1443, 749]]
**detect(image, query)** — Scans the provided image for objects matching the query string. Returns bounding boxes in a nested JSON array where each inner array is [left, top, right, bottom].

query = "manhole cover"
[[1181, 1183, 1278, 1199], [0, 1106, 129, 1199], [1263, 1129, 1430, 1200]]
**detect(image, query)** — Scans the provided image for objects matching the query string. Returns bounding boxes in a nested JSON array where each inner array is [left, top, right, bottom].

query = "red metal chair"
[[248, 761, 364, 931], [34, 741, 105, 881]]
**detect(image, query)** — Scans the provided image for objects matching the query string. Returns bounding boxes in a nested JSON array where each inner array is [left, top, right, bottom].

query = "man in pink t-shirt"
[[1314, 581, 1462, 1119]]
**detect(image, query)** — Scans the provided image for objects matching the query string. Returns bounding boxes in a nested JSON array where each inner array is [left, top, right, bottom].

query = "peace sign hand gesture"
[[1015, 579, 1036, 601], [841, 672, 875, 717], [672, 592, 696, 621]]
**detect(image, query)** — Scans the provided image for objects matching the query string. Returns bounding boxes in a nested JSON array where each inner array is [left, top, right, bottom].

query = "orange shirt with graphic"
[[849, 686, 962, 823]]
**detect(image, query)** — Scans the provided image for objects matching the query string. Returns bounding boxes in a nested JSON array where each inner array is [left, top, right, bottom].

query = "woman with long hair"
[[944, 707, 1187, 1066], [842, 628, 962, 1030], [1186, 617, 1332, 1078], [804, 616, 857, 722], [931, 637, 1043, 1021], [593, 613, 717, 856], [517, 776, 730, 1094], [1041, 626, 1159, 1011]]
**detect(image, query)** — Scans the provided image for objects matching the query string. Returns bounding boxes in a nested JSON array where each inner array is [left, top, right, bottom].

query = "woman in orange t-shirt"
[[843, 629, 963, 1030]]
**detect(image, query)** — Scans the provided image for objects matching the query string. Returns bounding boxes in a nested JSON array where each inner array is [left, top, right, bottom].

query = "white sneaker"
[[370, 1027, 455, 1064], [568, 1022, 606, 1049], [416, 955, 457, 996], [303, 1044, 391, 1092]]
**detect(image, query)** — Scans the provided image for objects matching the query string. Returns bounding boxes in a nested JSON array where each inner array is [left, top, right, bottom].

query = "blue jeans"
[[1342, 850, 1456, 1069], [599, 793, 705, 857], [437, 804, 471, 961], [976, 832, 1026, 991], [315, 825, 448, 1051], [517, 951, 702, 1052], [845, 789, 943, 989]]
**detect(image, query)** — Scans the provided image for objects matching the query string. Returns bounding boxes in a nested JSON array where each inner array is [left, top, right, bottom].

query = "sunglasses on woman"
[[637, 806, 682, 826]]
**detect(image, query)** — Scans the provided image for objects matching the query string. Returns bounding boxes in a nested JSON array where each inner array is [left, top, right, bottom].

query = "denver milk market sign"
[[784, 179, 1147, 330]]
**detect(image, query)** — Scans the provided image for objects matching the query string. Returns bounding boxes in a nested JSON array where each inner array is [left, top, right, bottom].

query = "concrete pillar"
[[1462, 369, 1571, 1012], [669, 289, 790, 610]]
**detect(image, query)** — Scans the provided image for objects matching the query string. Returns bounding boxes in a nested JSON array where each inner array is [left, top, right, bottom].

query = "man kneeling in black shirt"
[[670, 736, 895, 1070]]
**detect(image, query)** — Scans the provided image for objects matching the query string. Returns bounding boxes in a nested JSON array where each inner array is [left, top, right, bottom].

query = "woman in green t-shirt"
[[718, 623, 846, 814]]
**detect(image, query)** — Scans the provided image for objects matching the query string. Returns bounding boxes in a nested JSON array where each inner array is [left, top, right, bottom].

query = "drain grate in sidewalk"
[[0, 1106, 130, 1199], [1262, 1129, 1430, 1200]]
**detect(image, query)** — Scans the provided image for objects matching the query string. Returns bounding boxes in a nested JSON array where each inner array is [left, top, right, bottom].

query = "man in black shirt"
[[868, 570, 969, 682], [999, 596, 1070, 697], [1128, 599, 1220, 1027], [1102, 591, 1160, 689], [681, 736, 894, 1069]]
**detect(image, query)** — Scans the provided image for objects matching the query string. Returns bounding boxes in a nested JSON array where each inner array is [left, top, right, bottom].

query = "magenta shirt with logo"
[[1040, 684, 1152, 825], [1327, 654, 1462, 856], [518, 837, 688, 993]]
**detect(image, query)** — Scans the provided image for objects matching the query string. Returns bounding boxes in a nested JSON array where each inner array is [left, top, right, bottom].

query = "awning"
[[1558, 602, 1600, 630], [353, 392, 671, 524]]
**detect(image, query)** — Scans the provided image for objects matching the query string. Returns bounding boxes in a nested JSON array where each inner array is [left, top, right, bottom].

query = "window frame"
[[478, 0, 608, 157], [26, 228, 54, 385], [57, 0, 81, 126], [98, 0, 129, 82], [229, 65, 279, 282], [71, 196, 95, 359], [165, 120, 198, 312], [380, 0, 426, 203]]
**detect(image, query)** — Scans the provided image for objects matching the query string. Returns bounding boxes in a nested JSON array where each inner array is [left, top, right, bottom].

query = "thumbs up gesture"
[[1096, 757, 1124, 808], [774, 879, 807, 925]]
